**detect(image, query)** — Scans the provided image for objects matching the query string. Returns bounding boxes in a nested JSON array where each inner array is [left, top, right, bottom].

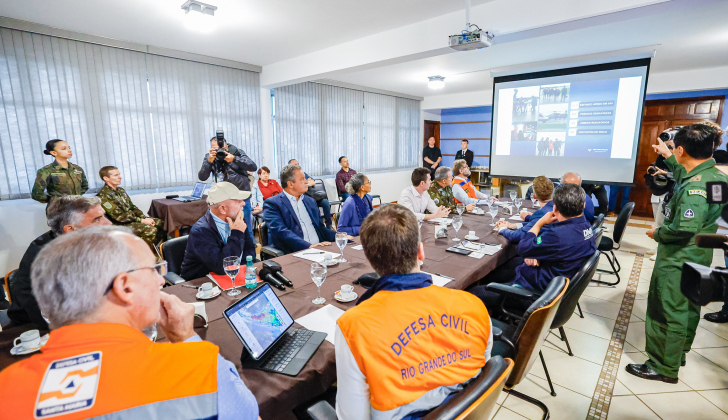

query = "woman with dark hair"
[[31, 139, 88, 206], [337, 174, 373, 236], [251, 166, 283, 213]]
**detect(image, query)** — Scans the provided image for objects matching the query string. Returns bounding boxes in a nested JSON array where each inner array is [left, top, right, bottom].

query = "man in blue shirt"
[[496, 175, 554, 243], [180, 182, 257, 280], [288, 159, 333, 229], [561, 172, 595, 223]]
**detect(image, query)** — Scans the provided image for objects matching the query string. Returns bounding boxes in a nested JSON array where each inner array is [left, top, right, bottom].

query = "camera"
[[215, 128, 227, 161], [659, 126, 684, 142]]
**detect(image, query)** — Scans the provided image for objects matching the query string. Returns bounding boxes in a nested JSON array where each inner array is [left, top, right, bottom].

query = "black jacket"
[[199, 144, 257, 192], [7, 230, 57, 329], [455, 149, 474, 167]]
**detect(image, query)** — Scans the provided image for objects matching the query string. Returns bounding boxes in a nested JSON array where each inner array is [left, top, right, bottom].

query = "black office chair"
[[159, 236, 188, 285], [591, 213, 605, 230], [594, 202, 634, 286], [259, 221, 285, 261]]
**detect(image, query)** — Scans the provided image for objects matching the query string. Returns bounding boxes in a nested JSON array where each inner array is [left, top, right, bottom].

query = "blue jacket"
[[513, 215, 596, 292], [337, 194, 373, 236], [500, 201, 554, 243], [180, 210, 257, 280], [584, 196, 595, 223], [263, 192, 336, 254]]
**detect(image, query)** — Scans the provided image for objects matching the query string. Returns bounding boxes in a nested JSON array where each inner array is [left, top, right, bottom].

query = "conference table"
[[147, 195, 209, 237], [0, 201, 536, 419]]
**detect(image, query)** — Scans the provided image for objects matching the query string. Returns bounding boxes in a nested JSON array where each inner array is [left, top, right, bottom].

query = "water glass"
[[223, 256, 241, 297], [489, 206, 499, 226], [142, 324, 158, 342], [311, 262, 327, 305], [514, 197, 523, 212], [335, 232, 348, 263], [456, 203, 465, 216], [509, 191, 517, 202], [452, 215, 463, 241]]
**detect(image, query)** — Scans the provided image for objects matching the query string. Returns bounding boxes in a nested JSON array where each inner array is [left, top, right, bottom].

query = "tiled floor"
[[488, 219, 728, 420]]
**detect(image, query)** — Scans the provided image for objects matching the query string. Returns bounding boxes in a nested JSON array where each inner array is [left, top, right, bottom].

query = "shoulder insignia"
[[536, 236, 542, 245], [688, 189, 707, 198], [103, 202, 112, 210], [35, 352, 102, 418], [684, 209, 694, 219], [689, 175, 702, 182]]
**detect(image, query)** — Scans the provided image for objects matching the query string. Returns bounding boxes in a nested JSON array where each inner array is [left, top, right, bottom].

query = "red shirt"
[[258, 179, 283, 200], [336, 168, 357, 194]]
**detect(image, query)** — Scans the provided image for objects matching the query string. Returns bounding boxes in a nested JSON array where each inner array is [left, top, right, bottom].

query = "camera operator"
[[626, 124, 727, 384], [199, 131, 257, 227]]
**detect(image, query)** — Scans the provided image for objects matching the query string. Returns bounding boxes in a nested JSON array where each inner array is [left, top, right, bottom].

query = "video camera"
[[214, 127, 228, 162], [659, 126, 684, 142]]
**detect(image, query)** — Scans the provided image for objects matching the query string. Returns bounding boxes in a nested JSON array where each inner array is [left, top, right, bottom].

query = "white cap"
[[206, 182, 251, 205]]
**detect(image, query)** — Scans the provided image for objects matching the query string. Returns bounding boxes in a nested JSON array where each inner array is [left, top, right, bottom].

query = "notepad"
[[293, 250, 341, 264], [295, 305, 346, 345], [421, 271, 454, 287], [351, 245, 363, 250]]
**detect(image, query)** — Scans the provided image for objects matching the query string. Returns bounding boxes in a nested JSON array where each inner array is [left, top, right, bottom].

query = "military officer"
[[427, 166, 475, 213], [97, 166, 165, 250], [31, 139, 89, 208], [627, 124, 728, 384]]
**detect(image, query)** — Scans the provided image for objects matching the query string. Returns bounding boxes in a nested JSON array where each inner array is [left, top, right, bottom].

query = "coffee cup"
[[468, 231, 476, 238], [341, 284, 354, 295], [198, 282, 214, 297], [14, 329, 41, 350]]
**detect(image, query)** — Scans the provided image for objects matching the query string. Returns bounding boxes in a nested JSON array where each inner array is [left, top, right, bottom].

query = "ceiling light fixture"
[[428, 76, 445, 90], [181, 0, 218, 33]]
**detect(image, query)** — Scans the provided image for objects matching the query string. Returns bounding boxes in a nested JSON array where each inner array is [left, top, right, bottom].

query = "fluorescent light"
[[181, 1, 218, 33], [428, 76, 445, 90]]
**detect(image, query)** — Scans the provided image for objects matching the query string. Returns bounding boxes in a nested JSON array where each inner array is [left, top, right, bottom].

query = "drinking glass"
[[456, 203, 465, 216], [335, 232, 348, 263], [514, 197, 523, 212], [223, 256, 241, 297], [142, 324, 157, 342], [509, 191, 517, 202], [452, 215, 463, 241], [488, 206, 499, 226], [311, 262, 327, 304]]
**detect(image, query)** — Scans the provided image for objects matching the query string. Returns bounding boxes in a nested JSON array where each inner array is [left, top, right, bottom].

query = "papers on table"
[[295, 304, 345, 345], [509, 215, 523, 221], [351, 245, 363, 250], [293, 250, 341, 264], [422, 271, 454, 287], [428, 218, 452, 225], [454, 241, 503, 259]]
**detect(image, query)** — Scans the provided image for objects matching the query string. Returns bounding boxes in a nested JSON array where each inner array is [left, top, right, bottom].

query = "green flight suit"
[[97, 185, 165, 250], [31, 161, 89, 205], [427, 182, 457, 212], [645, 155, 727, 378]]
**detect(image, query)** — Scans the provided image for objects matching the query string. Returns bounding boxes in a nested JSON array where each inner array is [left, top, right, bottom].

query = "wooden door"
[[423, 120, 440, 148], [630, 96, 723, 217]]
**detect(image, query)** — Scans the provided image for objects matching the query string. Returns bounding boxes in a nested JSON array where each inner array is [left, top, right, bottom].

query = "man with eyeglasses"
[[0, 226, 260, 419]]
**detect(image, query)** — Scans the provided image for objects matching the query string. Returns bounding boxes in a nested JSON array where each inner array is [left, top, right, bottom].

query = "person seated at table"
[[97, 165, 165, 251], [251, 166, 282, 216], [288, 159, 333, 229], [180, 182, 257, 280], [4, 196, 111, 330], [428, 166, 475, 213], [495, 176, 554, 243], [561, 171, 595, 223], [335, 204, 493, 420], [0, 226, 259, 420], [337, 174, 373, 236], [469, 183, 597, 309], [263, 164, 336, 254], [336, 156, 357, 202], [398, 167, 451, 222], [452, 159, 493, 206]]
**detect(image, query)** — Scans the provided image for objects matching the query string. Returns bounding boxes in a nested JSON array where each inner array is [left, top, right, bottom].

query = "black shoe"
[[681, 360, 686, 367], [704, 311, 728, 323], [625, 363, 678, 384]]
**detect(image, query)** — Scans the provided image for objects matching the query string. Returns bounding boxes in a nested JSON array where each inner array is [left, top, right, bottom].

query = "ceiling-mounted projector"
[[449, 30, 493, 51]]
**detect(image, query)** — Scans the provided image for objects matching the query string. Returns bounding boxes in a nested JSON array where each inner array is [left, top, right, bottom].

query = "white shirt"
[[398, 186, 438, 222], [283, 190, 320, 245], [452, 176, 489, 205]]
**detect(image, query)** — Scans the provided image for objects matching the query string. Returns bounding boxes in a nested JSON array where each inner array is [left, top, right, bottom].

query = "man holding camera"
[[626, 124, 727, 384]]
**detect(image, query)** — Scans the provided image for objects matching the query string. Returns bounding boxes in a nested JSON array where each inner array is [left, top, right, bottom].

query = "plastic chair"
[[594, 202, 634, 286]]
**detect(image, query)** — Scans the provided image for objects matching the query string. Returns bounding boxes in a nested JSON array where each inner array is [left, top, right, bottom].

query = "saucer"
[[321, 260, 339, 267], [11, 334, 49, 356], [335, 291, 358, 303], [196, 287, 221, 300], [465, 235, 480, 241]]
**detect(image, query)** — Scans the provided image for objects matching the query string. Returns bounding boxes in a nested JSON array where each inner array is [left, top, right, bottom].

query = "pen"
[[302, 251, 325, 255], [435, 273, 455, 280]]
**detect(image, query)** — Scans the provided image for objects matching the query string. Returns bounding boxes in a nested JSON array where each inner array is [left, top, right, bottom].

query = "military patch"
[[688, 189, 707, 198], [684, 209, 694, 218], [536, 236, 542, 245], [35, 352, 101, 418], [689, 175, 702, 182], [103, 202, 112, 210], [664, 207, 671, 218]]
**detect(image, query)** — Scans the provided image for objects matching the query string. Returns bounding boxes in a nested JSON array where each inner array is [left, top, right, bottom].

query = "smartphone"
[[446, 246, 472, 256]]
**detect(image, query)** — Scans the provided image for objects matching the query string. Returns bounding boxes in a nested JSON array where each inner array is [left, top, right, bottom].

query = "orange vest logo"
[[35, 352, 101, 418]]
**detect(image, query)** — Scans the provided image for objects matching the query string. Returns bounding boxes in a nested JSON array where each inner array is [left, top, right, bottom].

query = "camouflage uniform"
[[31, 161, 89, 206], [427, 182, 456, 212], [97, 185, 164, 249]]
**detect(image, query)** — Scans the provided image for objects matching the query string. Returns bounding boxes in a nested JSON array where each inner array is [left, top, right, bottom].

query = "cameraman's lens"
[[659, 132, 671, 142]]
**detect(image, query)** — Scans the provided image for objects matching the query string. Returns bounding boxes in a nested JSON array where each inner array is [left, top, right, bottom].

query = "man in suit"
[[455, 139, 474, 168], [263, 164, 337, 254]]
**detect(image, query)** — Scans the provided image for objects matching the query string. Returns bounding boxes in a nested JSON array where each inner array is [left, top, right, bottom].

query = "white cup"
[[189, 302, 208, 326], [15, 329, 41, 350], [468, 231, 476, 238], [198, 282, 214, 297], [323, 254, 333, 266], [341, 284, 354, 295]]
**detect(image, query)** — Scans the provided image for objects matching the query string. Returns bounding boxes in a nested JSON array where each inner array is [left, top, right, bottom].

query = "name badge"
[[35, 352, 102, 418]]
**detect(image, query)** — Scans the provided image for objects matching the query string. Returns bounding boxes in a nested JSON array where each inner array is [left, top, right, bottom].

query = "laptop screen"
[[191, 182, 206, 198], [224, 284, 295, 359]]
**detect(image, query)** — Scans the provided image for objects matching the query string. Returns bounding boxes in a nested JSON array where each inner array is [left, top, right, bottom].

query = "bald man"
[[561, 172, 595, 223]]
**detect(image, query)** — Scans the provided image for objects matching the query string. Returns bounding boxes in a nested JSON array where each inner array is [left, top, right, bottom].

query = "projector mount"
[[449, 0, 494, 51]]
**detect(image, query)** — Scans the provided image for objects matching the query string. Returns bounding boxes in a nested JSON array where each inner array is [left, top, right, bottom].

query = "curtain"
[[364, 92, 420, 171]]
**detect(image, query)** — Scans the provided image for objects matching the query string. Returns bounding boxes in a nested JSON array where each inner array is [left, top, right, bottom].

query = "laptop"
[[223, 283, 327, 376], [173, 182, 206, 202]]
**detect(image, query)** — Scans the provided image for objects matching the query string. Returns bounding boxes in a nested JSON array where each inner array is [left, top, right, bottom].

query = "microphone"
[[262, 261, 293, 287], [695, 234, 728, 250], [258, 267, 286, 290]]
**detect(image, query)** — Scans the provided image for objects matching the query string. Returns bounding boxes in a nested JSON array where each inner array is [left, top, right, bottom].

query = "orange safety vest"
[[454, 178, 478, 204], [337, 285, 491, 413], [0, 323, 218, 420]]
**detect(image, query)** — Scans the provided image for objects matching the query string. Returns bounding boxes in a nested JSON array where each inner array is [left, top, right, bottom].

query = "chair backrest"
[[591, 213, 605, 230], [260, 221, 270, 246], [311, 179, 327, 196], [423, 356, 514, 420], [612, 202, 635, 246], [507, 276, 569, 388], [550, 250, 601, 329], [160, 236, 189, 275], [3, 270, 15, 304]]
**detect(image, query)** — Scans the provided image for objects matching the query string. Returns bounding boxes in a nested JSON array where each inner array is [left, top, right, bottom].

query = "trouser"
[[645, 265, 701, 378], [130, 218, 165, 251], [318, 198, 332, 228], [608, 185, 631, 212], [593, 188, 609, 216], [469, 257, 529, 315]]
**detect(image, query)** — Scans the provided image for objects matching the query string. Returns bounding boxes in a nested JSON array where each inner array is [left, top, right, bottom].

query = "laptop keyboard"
[[263, 328, 315, 372]]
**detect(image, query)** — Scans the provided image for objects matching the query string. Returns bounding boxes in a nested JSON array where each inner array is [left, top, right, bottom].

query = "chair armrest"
[[329, 200, 341, 206], [260, 246, 285, 261], [163, 272, 186, 286], [306, 400, 338, 420], [492, 326, 516, 353], [485, 283, 536, 300]]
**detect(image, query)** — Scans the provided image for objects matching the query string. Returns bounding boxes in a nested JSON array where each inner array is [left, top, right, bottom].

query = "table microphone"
[[258, 267, 286, 290], [262, 261, 293, 287]]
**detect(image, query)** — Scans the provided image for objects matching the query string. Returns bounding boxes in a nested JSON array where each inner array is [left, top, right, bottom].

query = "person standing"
[[422, 136, 442, 180], [607, 185, 632, 216], [31, 139, 89, 209], [626, 124, 728, 384], [455, 139, 474, 168], [335, 156, 357, 202]]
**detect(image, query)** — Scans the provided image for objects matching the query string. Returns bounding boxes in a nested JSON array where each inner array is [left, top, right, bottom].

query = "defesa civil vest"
[[454, 179, 478, 203]]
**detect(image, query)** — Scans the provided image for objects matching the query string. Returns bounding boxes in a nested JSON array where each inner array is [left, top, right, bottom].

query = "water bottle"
[[244, 256, 256, 289]]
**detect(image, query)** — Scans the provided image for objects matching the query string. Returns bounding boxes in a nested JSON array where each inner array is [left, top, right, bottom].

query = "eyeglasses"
[[104, 261, 168, 295]]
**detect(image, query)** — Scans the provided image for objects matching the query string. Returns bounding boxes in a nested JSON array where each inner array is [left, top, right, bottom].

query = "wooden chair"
[[3, 270, 15, 304]]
